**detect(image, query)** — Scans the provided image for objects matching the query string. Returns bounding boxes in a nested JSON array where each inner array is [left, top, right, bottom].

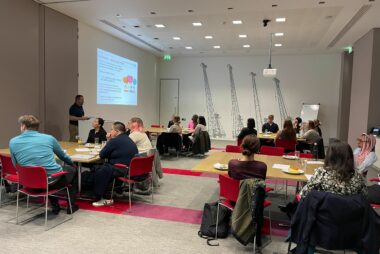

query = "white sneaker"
[[92, 199, 114, 207]]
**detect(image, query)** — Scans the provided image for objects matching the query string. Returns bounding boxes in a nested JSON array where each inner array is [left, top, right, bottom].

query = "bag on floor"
[[198, 201, 231, 244]]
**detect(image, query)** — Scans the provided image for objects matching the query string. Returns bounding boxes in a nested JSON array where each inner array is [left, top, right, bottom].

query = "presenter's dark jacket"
[[261, 122, 279, 133], [87, 127, 107, 144], [69, 103, 84, 126]]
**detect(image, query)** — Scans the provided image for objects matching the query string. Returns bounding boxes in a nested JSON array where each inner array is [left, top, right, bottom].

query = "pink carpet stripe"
[[127, 203, 203, 224], [162, 168, 203, 176], [211, 147, 226, 151]]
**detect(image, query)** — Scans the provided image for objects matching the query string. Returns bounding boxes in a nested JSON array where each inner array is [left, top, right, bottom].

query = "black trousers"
[[368, 185, 380, 204], [49, 165, 78, 205]]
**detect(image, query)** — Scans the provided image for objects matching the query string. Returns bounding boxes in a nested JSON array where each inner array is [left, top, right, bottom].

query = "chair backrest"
[[219, 174, 240, 202], [17, 165, 47, 189], [260, 146, 284, 156], [287, 152, 313, 159], [237, 138, 243, 146], [225, 145, 241, 153], [129, 154, 155, 177], [0, 154, 18, 176], [275, 139, 297, 151]]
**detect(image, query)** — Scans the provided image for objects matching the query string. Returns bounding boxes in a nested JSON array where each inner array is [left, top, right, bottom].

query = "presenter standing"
[[69, 95, 90, 142]]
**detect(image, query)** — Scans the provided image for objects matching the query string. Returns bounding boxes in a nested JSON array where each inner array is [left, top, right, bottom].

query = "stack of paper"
[[75, 148, 91, 152], [306, 161, 324, 165], [70, 154, 96, 160], [272, 164, 290, 170]]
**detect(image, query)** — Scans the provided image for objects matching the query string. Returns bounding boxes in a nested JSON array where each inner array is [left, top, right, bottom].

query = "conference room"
[[1, 0, 380, 253]]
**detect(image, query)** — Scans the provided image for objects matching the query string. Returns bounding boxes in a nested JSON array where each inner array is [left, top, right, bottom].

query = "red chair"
[[112, 154, 155, 211], [150, 124, 161, 128], [237, 138, 243, 146], [16, 165, 73, 228], [287, 152, 313, 159], [275, 139, 297, 152], [225, 145, 241, 153], [260, 146, 284, 156], [215, 175, 272, 247], [0, 154, 19, 206]]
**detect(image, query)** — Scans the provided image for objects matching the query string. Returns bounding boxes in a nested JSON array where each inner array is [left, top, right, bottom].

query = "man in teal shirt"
[[9, 115, 79, 214]]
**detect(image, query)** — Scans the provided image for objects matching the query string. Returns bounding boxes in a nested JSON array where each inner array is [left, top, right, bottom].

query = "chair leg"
[[151, 178, 154, 204], [0, 178, 3, 207], [26, 196, 29, 209], [110, 179, 115, 199], [268, 207, 272, 240], [16, 189, 20, 225], [45, 191, 49, 228], [66, 187, 73, 217], [128, 182, 132, 212]]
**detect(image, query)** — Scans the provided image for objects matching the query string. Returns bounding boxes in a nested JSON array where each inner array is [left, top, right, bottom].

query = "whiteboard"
[[300, 103, 320, 122]]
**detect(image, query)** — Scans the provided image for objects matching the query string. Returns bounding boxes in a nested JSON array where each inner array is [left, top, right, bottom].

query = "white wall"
[[78, 22, 159, 125], [158, 54, 342, 142]]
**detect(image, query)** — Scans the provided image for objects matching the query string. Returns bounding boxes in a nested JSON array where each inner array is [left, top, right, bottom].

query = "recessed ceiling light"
[[228, 7, 234, 10], [205, 35, 213, 39], [155, 24, 166, 28], [319, 1, 325, 4], [192, 22, 202, 26], [239, 34, 247, 38], [232, 20, 243, 24], [274, 32, 284, 36], [188, 10, 194, 13], [116, 14, 121, 17], [154, 38, 159, 40], [272, 4, 278, 7], [133, 25, 140, 28], [243, 45, 250, 48], [275, 43, 282, 47], [213, 45, 221, 49], [185, 46, 193, 50], [150, 11, 156, 15], [173, 37, 181, 40], [276, 17, 286, 22]]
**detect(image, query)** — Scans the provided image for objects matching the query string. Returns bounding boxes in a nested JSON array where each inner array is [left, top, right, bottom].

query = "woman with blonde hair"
[[354, 133, 377, 175], [128, 117, 152, 153]]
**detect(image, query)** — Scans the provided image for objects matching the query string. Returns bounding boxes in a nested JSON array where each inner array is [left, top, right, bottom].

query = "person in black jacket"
[[261, 114, 279, 133], [86, 117, 107, 144], [237, 118, 257, 140], [92, 121, 138, 207]]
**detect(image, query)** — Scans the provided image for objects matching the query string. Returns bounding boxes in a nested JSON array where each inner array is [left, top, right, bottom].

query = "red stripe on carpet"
[[163, 168, 203, 176]]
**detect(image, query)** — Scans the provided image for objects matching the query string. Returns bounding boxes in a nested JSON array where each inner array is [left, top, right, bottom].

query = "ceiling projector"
[[263, 68, 277, 78]]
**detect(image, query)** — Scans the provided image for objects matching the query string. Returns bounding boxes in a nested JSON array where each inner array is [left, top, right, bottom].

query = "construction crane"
[[227, 64, 244, 137], [250, 72, 263, 129], [273, 77, 289, 126], [200, 63, 226, 138]]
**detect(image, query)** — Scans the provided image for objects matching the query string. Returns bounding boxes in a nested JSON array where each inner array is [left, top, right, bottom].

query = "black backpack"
[[198, 202, 231, 245]]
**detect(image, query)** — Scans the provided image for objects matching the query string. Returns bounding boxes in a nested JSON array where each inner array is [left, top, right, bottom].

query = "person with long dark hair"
[[275, 119, 297, 142], [293, 117, 302, 134], [86, 117, 107, 144], [237, 118, 257, 140], [299, 141, 367, 198]]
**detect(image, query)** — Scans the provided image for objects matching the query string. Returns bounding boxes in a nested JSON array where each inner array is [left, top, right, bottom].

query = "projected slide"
[[97, 48, 138, 105]]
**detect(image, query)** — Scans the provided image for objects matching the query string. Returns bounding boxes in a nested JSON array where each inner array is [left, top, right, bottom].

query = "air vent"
[[100, 20, 163, 53], [328, 4, 372, 47]]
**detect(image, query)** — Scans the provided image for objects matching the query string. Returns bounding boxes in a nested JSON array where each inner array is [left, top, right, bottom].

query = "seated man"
[[92, 121, 138, 207], [261, 114, 279, 133], [9, 115, 79, 214]]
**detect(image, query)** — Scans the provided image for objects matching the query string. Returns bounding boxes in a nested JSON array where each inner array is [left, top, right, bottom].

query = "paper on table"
[[306, 161, 324, 165], [75, 148, 91, 152], [70, 154, 96, 160], [305, 174, 313, 181], [273, 164, 290, 170]]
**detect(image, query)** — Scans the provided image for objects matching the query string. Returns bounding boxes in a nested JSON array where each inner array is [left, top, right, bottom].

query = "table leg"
[[77, 162, 82, 194]]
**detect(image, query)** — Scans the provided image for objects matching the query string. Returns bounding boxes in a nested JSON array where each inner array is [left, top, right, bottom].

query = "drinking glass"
[[299, 158, 307, 171], [295, 150, 300, 159], [94, 137, 99, 145]]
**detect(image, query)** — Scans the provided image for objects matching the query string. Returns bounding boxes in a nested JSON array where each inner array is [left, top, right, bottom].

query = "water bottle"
[[312, 142, 318, 160]]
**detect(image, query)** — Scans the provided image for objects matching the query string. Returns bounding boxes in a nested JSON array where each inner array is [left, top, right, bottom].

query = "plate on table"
[[282, 155, 298, 160], [213, 163, 228, 171], [282, 168, 304, 175]]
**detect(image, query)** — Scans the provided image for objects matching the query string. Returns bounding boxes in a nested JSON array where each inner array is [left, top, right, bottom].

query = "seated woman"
[[354, 133, 377, 175], [299, 141, 367, 199], [314, 119, 322, 137], [237, 118, 257, 140], [228, 135, 267, 180], [168, 115, 182, 134], [293, 117, 302, 134], [86, 117, 107, 143], [275, 119, 297, 142], [301, 120, 320, 145], [167, 114, 175, 128], [191, 116, 207, 138], [187, 114, 198, 130], [128, 117, 153, 154]]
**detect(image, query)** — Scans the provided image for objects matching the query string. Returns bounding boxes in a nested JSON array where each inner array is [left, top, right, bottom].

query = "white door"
[[160, 79, 179, 127]]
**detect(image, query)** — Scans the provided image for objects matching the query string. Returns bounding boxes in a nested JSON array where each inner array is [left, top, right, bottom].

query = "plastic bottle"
[[313, 143, 318, 160]]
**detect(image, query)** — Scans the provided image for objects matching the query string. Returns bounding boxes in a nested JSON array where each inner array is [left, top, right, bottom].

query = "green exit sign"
[[163, 55, 172, 61]]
